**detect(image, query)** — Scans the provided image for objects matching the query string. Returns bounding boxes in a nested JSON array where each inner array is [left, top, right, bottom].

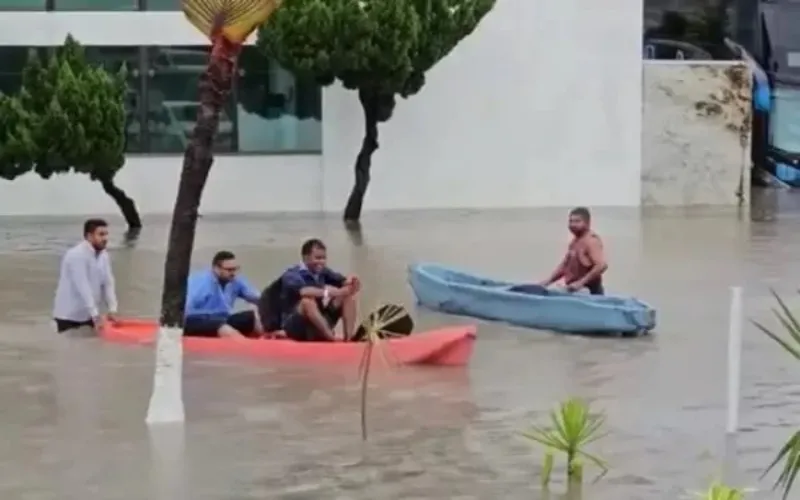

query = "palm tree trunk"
[[159, 36, 240, 328]]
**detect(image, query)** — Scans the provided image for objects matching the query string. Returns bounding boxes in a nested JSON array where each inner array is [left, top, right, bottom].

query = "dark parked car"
[[643, 38, 714, 60]]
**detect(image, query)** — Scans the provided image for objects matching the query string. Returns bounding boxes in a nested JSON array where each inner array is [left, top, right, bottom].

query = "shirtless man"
[[540, 207, 608, 295]]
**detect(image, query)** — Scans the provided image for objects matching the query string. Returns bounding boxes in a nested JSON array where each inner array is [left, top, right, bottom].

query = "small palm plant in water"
[[752, 290, 800, 499], [357, 303, 412, 441], [522, 397, 609, 487], [699, 481, 745, 500]]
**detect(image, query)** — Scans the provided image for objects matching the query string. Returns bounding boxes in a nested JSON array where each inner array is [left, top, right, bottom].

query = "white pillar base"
[[145, 326, 185, 425]]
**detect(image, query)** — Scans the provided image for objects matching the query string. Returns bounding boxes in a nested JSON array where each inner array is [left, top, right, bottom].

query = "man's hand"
[[565, 282, 583, 292], [106, 313, 119, 326], [537, 280, 553, 288], [345, 275, 361, 293], [92, 315, 104, 329]]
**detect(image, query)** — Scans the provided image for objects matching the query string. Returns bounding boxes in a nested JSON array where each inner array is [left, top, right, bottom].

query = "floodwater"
[[2, 189, 800, 500]]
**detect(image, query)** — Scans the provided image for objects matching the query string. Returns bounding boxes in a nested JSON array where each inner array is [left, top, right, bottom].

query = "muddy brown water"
[[2, 190, 800, 499]]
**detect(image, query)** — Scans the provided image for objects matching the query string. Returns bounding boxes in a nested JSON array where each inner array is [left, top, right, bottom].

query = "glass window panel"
[[53, 0, 138, 9], [643, 0, 738, 60], [144, 0, 177, 10], [770, 86, 800, 154], [236, 47, 322, 153], [0, 47, 142, 153], [145, 46, 234, 153], [0, 0, 46, 9], [84, 46, 143, 152]]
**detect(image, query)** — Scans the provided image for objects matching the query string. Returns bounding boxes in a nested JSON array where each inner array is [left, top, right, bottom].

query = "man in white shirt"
[[52, 218, 119, 334]]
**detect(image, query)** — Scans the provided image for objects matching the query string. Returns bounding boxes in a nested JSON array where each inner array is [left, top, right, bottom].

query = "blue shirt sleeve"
[[281, 268, 307, 294], [235, 275, 260, 304], [322, 268, 347, 287], [184, 272, 210, 315]]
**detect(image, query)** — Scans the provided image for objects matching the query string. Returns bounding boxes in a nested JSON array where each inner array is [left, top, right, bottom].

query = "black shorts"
[[282, 306, 342, 342], [54, 318, 94, 333], [183, 311, 258, 338], [586, 279, 605, 295]]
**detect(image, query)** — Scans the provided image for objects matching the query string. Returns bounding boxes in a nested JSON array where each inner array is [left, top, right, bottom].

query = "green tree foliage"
[[0, 36, 142, 230], [256, 0, 496, 223], [0, 94, 35, 179]]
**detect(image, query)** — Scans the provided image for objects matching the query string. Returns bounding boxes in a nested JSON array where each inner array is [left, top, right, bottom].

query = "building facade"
[[0, 0, 749, 216]]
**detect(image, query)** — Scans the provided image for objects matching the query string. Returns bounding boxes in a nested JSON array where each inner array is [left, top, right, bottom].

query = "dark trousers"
[[183, 310, 258, 338], [282, 305, 342, 342], [54, 318, 94, 333]]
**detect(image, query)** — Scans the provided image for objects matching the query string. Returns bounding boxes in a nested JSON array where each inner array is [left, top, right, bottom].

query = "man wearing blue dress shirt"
[[183, 250, 264, 339]]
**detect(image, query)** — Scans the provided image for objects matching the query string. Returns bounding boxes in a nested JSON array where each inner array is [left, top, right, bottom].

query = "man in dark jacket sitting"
[[262, 238, 360, 342]]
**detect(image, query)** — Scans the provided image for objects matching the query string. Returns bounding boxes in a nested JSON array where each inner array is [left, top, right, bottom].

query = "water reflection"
[[149, 424, 186, 500], [2, 199, 800, 498]]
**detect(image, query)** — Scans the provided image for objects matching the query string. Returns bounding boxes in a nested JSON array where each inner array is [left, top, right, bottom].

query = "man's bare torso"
[[563, 232, 602, 284]]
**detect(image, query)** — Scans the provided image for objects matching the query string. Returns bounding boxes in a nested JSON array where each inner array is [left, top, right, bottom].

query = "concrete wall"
[[641, 61, 753, 206], [0, 155, 323, 216], [0, 0, 644, 216]]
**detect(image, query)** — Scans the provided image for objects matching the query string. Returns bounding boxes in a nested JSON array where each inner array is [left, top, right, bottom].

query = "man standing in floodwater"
[[52, 218, 118, 333], [540, 207, 608, 295]]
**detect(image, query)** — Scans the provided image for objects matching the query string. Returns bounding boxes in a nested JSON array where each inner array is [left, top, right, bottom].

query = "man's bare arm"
[[542, 254, 568, 285], [298, 285, 351, 299], [574, 238, 607, 286]]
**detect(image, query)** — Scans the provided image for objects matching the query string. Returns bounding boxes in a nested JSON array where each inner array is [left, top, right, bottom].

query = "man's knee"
[[217, 323, 241, 338], [297, 297, 319, 316], [331, 292, 357, 309]]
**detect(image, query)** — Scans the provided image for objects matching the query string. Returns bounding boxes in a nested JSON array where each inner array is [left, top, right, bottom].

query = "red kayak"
[[101, 319, 476, 366]]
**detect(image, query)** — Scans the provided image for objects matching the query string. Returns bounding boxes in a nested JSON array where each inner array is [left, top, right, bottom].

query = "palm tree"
[[752, 290, 800, 499], [159, 0, 280, 327], [522, 398, 609, 488], [701, 481, 745, 500]]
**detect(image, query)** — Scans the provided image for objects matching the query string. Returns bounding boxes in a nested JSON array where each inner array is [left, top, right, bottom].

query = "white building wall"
[[0, 155, 322, 216], [321, 0, 643, 212], [0, 0, 644, 216], [0, 12, 226, 46]]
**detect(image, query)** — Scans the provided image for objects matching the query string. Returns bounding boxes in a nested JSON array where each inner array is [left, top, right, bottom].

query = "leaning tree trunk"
[[343, 89, 382, 224], [97, 175, 142, 232], [159, 35, 240, 328]]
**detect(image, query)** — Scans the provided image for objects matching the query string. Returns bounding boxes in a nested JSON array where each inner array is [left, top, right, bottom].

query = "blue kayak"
[[408, 263, 656, 335]]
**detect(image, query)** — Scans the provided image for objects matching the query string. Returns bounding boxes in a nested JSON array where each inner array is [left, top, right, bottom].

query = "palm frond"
[[752, 320, 800, 360], [699, 481, 744, 500], [358, 303, 408, 441], [522, 426, 568, 451], [775, 290, 800, 338], [541, 448, 554, 488], [578, 449, 609, 477], [521, 398, 609, 486], [182, 0, 281, 43], [755, 290, 800, 499], [753, 289, 800, 360], [762, 430, 800, 500]]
